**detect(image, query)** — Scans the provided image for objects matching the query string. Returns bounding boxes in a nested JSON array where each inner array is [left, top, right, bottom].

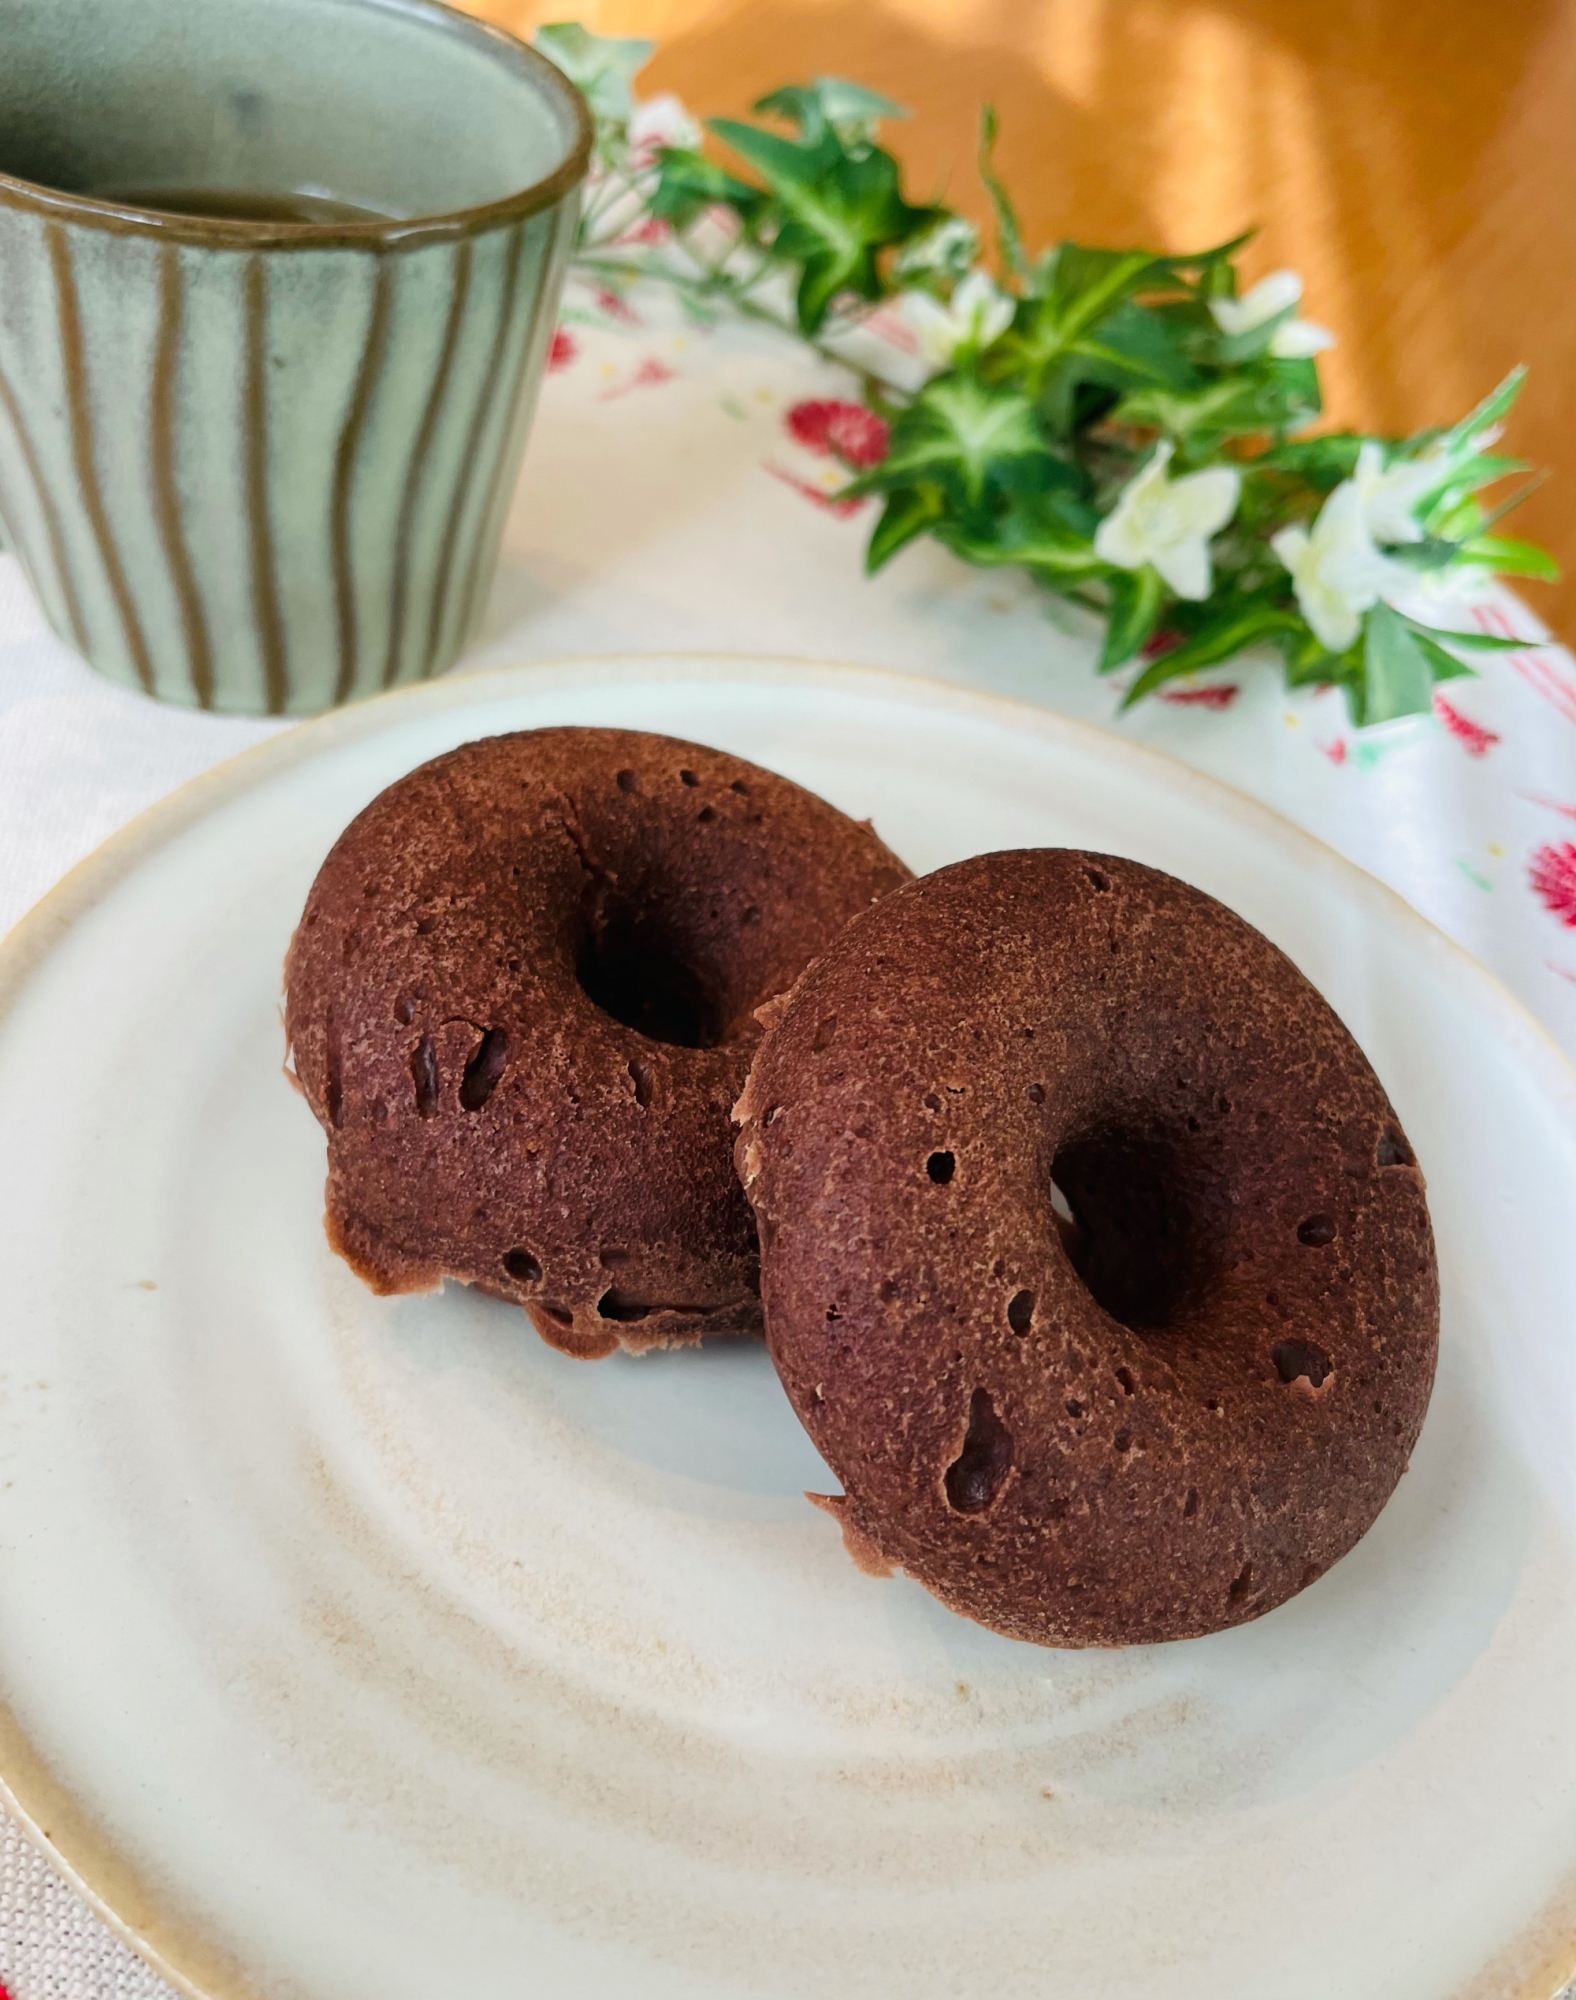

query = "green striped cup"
[[0, 0, 589, 715]]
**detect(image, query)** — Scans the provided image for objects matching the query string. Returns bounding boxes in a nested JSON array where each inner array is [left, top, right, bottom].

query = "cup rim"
[[0, 0, 593, 248]]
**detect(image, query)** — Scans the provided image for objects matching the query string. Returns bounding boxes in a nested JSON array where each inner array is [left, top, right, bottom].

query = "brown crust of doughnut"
[[286, 727, 909, 1357], [735, 848, 1440, 1646]]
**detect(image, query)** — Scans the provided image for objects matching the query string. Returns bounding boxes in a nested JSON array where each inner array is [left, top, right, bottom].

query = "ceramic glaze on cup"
[[0, 0, 590, 715]]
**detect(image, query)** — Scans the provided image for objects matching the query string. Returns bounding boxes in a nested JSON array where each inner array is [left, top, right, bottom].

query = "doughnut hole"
[[576, 894, 727, 1048], [1050, 1124, 1222, 1332]]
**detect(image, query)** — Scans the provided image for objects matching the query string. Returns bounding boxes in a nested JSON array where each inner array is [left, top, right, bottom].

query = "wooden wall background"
[[467, 0, 1576, 637]]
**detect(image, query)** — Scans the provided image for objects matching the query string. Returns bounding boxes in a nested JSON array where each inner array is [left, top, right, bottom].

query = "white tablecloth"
[[2, 278, 1573, 1997]]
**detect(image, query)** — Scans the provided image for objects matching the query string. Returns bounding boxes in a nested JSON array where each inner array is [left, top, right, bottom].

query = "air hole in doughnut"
[[813, 1016, 837, 1053], [503, 1249, 542, 1284], [629, 1060, 654, 1108], [615, 768, 640, 793], [1007, 1289, 1034, 1335], [394, 993, 417, 1025], [1228, 1562, 1254, 1604], [1376, 1127, 1414, 1167], [1115, 1366, 1136, 1395], [1297, 1213, 1336, 1246], [1050, 1128, 1217, 1332], [410, 1035, 439, 1117], [1066, 1398, 1084, 1417], [1183, 1488, 1199, 1517], [679, 768, 699, 787], [1272, 1337, 1334, 1387], [577, 901, 725, 1048], [924, 1091, 942, 1111], [541, 1303, 574, 1328], [944, 1389, 1013, 1513], [1086, 867, 1110, 891], [927, 1150, 956, 1184], [599, 1247, 630, 1267], [459, 1028, 508, 1111], [1113, 1430, 1132, 1453], [325, 1046, 343, 1128], [730, 779, 751, 795], [697, 805, 716, 824], [1028, 1082, 1045, 1105], [598, 1288, 650, 1322]]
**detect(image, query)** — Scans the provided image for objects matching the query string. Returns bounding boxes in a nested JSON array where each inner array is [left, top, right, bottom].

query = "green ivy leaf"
[[1259, 432, 1365, 484], [1461, 534, 1561, 582], [935, 519, 1104, 584], [1439, 366, 1526, 453], [1393, 613, 1532, 652], [921, 489, 1101, 583], [1115, 361, 1313, 449], [866, 486, 946, 571], [708, 116, 938, 331], [1361, 601, 1436, 724], [1121, 599, 1303, 706], [846, 375, 1065, 516], [1100, 566, 1168, 672], [997, 292, 1197, 435], [649, 148, 763, 230], [1408, 632, 1476, 685]]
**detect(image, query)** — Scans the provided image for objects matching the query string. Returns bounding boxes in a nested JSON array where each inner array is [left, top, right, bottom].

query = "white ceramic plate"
[[2, 657, 1575, 2000]]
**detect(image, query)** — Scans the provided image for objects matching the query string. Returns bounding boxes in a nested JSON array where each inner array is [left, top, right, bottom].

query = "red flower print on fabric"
[[600, 355, 678, 400], [1529, 841, 1576, 927], [783, 398, 890, 470], [764, 463, 865, 517], [592, 286, 642, 326], [547, 327, 577, 372], [1433, 691, 1500, 756], [616, 215, 672, 248], [1159, 683, 1239, 709]]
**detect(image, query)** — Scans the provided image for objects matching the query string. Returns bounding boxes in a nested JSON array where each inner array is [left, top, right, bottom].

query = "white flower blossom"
[[1271, 479, 1412, 652], [897, 271, 1015, 369], [894, 215, 980, 281], [626, 94, 702, 161], [1209, 270, 1335, 360], [1352, 439, 1440, 545], [1093, 440, 1241, 600]]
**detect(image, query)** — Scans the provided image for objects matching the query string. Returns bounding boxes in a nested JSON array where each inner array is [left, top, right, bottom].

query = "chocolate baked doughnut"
[[735, 849, 1439, 1645], [286, 727, 909, 1358]]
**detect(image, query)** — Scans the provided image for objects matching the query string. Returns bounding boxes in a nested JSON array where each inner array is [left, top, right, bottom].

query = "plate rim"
[[3, 649, 1575, 2000]]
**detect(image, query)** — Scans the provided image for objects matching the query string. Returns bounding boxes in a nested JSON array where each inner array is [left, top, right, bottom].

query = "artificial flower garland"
[[538, 24, 1556, 726]]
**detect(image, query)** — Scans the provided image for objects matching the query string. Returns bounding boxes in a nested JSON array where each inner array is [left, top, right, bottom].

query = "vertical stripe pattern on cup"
[[0, 353, 90, 651], [151, 247, 216, 709], [242, 256, 290, 716], [330, 257, 394, 708], [48, 224, 156, 694]]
